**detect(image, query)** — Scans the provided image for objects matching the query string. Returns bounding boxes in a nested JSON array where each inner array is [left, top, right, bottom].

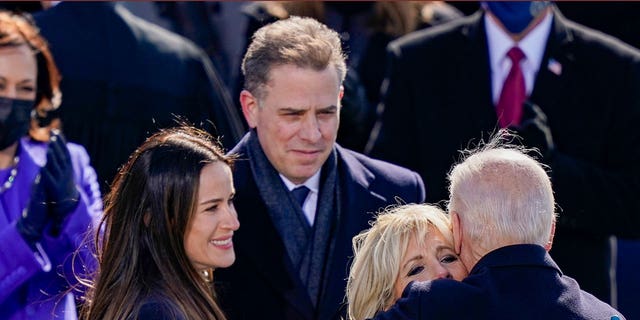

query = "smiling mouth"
[[211, 238, 232, 246]]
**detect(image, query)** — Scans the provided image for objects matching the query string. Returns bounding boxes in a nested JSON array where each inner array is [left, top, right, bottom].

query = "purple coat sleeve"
[[0, 139, 101, 319]]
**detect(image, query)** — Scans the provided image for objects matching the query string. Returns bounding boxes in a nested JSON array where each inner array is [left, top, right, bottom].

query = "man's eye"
[[407, 266, 424, 277]]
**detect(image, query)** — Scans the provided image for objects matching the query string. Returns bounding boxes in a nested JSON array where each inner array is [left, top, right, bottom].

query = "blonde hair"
[[346, 204, 452, 320]]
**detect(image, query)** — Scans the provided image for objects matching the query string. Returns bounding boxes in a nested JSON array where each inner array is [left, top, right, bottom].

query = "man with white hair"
[[374, 132, 625, 319]]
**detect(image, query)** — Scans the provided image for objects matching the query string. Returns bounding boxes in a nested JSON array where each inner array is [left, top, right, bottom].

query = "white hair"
[[447, 131, 557, 250]]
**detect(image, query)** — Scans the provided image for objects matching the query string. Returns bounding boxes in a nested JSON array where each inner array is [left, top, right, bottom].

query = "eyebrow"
[[402, 255, 424, 272], [278, 105, 338, 112], [199, 192, 235, 206], [0, 76, 35, 84], [200, 198, 222, 206], [319, 105, 338, 112], [435, 245, 454, 253]]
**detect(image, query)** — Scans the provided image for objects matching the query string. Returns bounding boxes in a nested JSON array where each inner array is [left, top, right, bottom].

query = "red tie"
[[496, 47, 526, 128]]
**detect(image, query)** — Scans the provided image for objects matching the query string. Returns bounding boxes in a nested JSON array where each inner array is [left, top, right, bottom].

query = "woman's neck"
[[0, 143, 19, 169]]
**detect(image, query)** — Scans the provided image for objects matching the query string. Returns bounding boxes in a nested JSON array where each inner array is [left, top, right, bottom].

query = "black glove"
[[509, 101, 555, 161], [16, 175, 49, 248], [42, 131, 79, 234]]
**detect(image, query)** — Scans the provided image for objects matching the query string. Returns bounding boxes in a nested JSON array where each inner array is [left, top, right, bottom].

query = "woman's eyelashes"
[[204, 195, 235, 213], [407, 265, 424, 277], [440, 254, 459, 264], [405, 254, 459, 277], [205, 204, 219, 213], [19, 84, 34, 93]]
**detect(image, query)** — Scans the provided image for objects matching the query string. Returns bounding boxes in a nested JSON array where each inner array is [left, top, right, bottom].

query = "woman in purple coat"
[[0, 11, 102, 319]]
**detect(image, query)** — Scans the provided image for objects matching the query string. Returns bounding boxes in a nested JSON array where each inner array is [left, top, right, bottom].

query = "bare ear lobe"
[[143, 211, 151, 227], [240, 90, 259, 128], [544, 220, 556, 251], [451, 212, 462, 255], [339, 85, 344, 101]]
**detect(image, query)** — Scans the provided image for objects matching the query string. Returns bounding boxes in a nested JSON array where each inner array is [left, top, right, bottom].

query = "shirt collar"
[[485, 10, 553, 71], [280, 169, 321, 194]]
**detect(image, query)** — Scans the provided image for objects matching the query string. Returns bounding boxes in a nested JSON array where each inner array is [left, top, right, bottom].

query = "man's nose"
[[299, 115, 321, 142]]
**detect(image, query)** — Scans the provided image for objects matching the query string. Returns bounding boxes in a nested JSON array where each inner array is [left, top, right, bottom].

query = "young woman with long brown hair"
[[82, 126, 238, 319]]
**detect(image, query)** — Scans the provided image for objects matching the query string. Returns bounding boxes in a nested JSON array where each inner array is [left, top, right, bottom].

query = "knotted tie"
[[496, 47, 526, 128], [291, 185, 310, 207]]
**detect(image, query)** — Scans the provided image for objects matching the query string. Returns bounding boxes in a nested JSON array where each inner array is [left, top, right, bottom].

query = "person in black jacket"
[[215, 17, 425, 320], [375, 133, 625, 320], [34, 3, 244, 193], [367, 1, 640, 303]]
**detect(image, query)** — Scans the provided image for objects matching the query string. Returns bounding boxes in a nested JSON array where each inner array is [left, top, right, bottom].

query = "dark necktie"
[[291, 186, 310, 208], [496, 47, 526, 128]]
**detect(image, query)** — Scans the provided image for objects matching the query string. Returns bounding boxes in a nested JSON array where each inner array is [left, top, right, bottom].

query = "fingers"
[[48, 131, 71, 164], [45, 132, 71, 177]]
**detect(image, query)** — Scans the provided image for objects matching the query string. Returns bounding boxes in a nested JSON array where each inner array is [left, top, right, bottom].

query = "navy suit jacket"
[[375, 245, 625, 320], [215, 132, 425, 320], [34, 3, 245, 192], [368, 7, 640, 300]]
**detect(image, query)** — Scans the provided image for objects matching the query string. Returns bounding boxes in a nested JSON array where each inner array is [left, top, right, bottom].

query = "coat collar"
[[230, 134, 383, 319], [530, 6, 574, 113], [470, 244, 562, 276]]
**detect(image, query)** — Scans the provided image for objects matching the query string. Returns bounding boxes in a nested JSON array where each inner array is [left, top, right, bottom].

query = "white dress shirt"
[[485, 11, 553, 105], [280, 170, 321, 226]]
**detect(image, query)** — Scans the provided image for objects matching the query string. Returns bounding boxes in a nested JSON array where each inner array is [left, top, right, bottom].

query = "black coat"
[[375, 245, 625, 320], [215, 133, 425, 320], [368, 8, 640, 301], [34, 3, 245, 191]]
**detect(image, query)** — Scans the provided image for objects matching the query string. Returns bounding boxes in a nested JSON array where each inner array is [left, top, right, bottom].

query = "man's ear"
[[240, 90, 259, 128], [544, 220, 556, 251], [339, 85, 344, 101], [452, 211, 462, 255]]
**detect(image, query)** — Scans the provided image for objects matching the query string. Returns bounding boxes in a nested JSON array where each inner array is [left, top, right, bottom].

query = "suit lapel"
[[233, 158, 315, 319], [530, 8, 574, 115], [318, 147, 386, 320], [457, 11, 499, 131]]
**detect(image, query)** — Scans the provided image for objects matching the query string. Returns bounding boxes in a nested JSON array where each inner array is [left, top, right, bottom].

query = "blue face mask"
[[484, 1, 550, 34]]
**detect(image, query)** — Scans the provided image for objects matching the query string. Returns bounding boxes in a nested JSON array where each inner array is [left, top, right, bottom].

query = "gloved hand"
[[16, 175, 48, 248], [42, 131, 79, 235], [509, 101, 555, 161]]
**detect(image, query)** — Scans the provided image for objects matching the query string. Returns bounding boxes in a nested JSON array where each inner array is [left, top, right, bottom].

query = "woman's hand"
[[42, 131, 79, 235]]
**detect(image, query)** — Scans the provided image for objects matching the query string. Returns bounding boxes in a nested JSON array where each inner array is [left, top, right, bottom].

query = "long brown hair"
[[82, 126, 233, 319]]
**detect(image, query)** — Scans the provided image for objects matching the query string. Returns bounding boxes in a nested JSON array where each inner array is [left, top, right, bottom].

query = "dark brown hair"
[[82, 126, 233, 320]]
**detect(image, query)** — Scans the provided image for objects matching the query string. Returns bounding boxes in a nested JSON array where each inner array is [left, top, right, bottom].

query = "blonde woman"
[[346, 204, 467, 319]]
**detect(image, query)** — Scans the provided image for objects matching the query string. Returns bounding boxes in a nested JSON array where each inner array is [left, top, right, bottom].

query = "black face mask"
[[0, 96, 34, 150]]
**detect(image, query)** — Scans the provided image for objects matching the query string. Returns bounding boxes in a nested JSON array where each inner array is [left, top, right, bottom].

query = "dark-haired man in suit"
[[215, 17, 425, 320], [367, 1, 640, 302]]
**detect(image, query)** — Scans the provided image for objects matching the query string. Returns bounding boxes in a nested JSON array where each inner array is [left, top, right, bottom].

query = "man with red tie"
[[367, 1, 640, 303]]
